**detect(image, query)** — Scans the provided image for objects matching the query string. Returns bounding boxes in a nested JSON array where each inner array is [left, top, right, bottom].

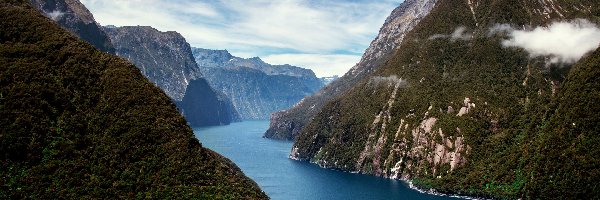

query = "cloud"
[[492, 19, 600, 64], [47, 10, 64, 21], [79, 0, 400, 76], [262, 54, 361, 77], [429, 26, 472, 41]]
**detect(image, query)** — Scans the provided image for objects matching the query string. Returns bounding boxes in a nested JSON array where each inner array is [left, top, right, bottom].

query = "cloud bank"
[[493, 19, 600, 64], [80, 0, 400, 77]]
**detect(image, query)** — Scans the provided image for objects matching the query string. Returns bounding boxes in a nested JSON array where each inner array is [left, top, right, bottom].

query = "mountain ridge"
[[29, 0, 115, 53], [0, 1, 267, 198], [264, 0, 439, 140], [193, 48, 323, 120], [103, 26, 239, 126]]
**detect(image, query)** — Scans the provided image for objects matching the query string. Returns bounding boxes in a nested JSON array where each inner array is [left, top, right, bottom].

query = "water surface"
[[194, 121, 458, 200]]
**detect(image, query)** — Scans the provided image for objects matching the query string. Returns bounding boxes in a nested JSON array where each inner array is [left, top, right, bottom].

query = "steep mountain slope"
[[0, 1, 267, 198], [265, 0, 439, 140], [103, 26, 239, 126], [175, 78, 239, 126], [103, 26, 201, 101], [523, 47, 600, 198], [291, 0, 600, 198], [193, 48, 323, 120], [29, 0, 114, 53]]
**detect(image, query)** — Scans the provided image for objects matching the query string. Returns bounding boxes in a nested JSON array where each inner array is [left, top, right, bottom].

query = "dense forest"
[[292, 0, 600, 199], [0, 1, 267, 198]]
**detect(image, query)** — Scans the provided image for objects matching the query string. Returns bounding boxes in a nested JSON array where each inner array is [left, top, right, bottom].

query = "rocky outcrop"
[[103, 26, 201, 101], [264, 0, 439, 140], [192, 48, 323, 120], [29, 0, 115, 53]]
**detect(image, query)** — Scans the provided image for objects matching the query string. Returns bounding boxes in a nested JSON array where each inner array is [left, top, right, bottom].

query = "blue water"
[[194, 121, 458, 200]]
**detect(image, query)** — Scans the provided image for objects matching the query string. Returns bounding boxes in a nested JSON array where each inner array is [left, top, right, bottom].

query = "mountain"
[[103, 26, 201, 101], [192, 48, 324, 120], [175, 78, 240, 126], [103, 26, 239, 126], [290, 0, 600, 198], [264, 0, 439, 140], [0, 1, 267, 198], [29, 0, 114, 53]]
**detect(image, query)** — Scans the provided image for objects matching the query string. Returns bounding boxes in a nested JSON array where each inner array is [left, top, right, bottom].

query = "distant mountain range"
[[319, 75, 339, 86], [30, 0, 324, 126], [192, 48, 324, 120]]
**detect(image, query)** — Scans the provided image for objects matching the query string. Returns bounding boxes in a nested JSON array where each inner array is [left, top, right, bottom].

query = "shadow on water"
[[194, 121, 458, 200]]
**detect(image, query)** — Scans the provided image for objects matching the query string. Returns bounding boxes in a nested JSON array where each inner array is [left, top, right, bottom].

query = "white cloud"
[[262, 54, 362, 77], [47, 10, 64, 21], [450, 26, 472, 41], [428, 26, 472, 41], [495, 19, 600, 64], [79, 0, 400, 76]]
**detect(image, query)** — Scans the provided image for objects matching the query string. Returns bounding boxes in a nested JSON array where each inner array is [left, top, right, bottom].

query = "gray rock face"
[[103, 26, 201, 101], [30, 0, 115, 53], [264, 0, 438, 140], [103, 26, 239, 126], [192, 48, 324, 120]]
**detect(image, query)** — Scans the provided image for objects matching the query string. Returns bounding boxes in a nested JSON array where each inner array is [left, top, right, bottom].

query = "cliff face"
[[192, 48, 323, 120], [264, 0, 439, 140], [29, 0, 114, 53], [175, 79, 240, 126], [291, 0, 600, 198], [0, 1, 267, 198], [103, 27, 238, 126], [103, 26, 201, 101]]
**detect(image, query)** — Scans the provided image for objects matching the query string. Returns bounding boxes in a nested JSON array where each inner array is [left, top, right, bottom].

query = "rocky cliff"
[[0, 1, 267, 198], [103, 26, 201, 101], [29, 0, 114, 53], [291, 0, 600, 198], [192, 48, 323, 120], [103, 27, 239, 126], [175, 78, 240, 126], [264, 0, 439, 140]]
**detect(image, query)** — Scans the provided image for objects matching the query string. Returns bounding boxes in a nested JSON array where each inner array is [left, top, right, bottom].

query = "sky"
[[80, 0, 402, 77]]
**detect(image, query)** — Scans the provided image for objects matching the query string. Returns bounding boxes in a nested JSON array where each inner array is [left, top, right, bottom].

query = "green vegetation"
[[0, 1, 267, 199], [293, 0, 600, 199]]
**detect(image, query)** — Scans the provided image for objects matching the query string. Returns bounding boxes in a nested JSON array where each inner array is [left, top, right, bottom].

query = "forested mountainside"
[[265, 0, 438, 140], [193, 48, 323, 120], [291, 0, 600, 198], [0, 1, 267, 198], [29, 0, 114, 53], [103, 26, 239, 126]]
